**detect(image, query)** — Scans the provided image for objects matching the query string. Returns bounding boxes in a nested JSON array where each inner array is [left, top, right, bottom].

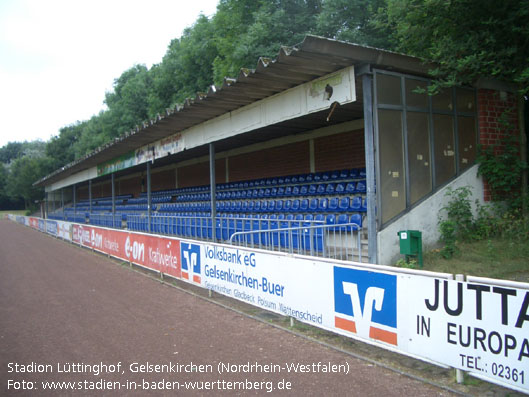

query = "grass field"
[[412, 238, 529, 282], [0, 210, 27, 216]]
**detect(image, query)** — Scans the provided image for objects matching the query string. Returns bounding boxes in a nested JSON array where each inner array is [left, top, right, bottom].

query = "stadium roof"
[[35, 35, 430, 187]]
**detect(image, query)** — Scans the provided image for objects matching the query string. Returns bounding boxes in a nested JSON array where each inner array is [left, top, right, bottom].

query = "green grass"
[[0, 210, 27, 216], [420, 238, 529, 282]]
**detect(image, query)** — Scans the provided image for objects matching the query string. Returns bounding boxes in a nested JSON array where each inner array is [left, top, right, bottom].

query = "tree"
[[316, 0, 392, 49], [6, 156, 55, 210], [0, 142, 24, 164], [46, 123, 83, 168]]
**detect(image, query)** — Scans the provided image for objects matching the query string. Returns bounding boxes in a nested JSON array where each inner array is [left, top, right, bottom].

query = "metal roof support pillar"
[[45, 192, 48, 219], [209, 143, 216, 241], [73, 184, 76, 217], [147, 162, 151, 233], [360, 66, 378, 264], [61, 188, 64, 220], [111, 173, 115, 228], [88, 180, 92, 216]]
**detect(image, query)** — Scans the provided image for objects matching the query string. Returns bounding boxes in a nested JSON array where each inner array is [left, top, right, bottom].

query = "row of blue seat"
[[139, 168, 367, 197], [177, 181, 366, 203], [159, 196, 367, 214]]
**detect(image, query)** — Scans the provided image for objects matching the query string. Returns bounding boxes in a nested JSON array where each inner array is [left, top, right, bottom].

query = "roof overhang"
[[35, 35, 430, 188]]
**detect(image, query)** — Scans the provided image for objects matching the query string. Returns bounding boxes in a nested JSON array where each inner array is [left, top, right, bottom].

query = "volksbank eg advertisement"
[[181, 241, 332, 326]]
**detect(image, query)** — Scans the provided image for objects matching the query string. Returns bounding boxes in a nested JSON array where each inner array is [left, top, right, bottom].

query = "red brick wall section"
[[119, 177, 142, 198], [178, 159, 226, 188], [152, 169, 176, 192], [229, 142, 310, 181], [77, 186, 88, 201], [477, 89, 520, 201], [314, 130, 365, 172]]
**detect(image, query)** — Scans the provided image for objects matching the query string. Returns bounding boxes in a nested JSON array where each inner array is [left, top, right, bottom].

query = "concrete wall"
[[377, 164, 485, 266]]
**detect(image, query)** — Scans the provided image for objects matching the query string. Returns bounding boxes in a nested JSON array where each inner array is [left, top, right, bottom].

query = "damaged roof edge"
[[35, 35, 428, 188]]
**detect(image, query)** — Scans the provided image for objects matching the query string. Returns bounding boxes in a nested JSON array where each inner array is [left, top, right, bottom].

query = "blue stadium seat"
[[350, 196, 362, 212], [328, 197, 339, 212], [361, 198, 368, 212], [291, 199, 300, 212], [355, 180, 366, 194], [318, 198, 329, 212], [300, 199, 309, 212], [345, 182, 356, 194], [283, 200, 292, 212], [350, 213, 363, 230], [309, 198, 319, 212]]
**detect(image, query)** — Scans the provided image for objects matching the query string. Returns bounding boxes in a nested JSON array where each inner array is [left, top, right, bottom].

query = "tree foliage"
[[382, 0, 529, 93], [3, 0, 528, 211]]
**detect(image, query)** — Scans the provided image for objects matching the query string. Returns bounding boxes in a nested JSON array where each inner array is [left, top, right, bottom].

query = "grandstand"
[[37, 35, 518, 265]]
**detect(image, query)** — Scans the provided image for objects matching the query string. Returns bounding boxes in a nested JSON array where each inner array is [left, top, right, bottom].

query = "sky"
[[0, 0, 219, 148]]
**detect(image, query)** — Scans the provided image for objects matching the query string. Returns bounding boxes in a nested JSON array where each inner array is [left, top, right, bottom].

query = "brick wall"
[[119, 176, 142, 197], [314, 130, 365, 172], [477, 89, 520, 201], [229, 141, 310, 181], [178, 159, 226, 188], [152, 169, 176, 191]]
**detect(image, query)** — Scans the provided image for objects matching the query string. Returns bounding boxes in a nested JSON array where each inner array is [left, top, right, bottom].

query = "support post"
[[73, 184, 76, 217], [209, 143, 217, 241], [89, 180, 92, 216], [360, 67, 378, 264], [61, 188, 64, 220], [147, 162, 152, 233], [111, 173, 116, 228], [455, 274, 466, 383]]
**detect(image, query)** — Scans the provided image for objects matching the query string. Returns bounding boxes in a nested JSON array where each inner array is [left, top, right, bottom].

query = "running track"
[[0, 220, 455, 396]]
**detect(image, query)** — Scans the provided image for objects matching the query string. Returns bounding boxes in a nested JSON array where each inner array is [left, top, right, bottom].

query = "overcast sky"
[[0, 0, 219, 148]]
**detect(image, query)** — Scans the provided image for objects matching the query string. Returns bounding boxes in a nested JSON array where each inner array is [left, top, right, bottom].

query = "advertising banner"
[[179, 240, 528, 392], [45, 220, 58, 236], [96, 133, 184, 177], [180, 241, 332, 328], [72, 224, 181, 279], [400, 276, 529, 391], [29, 217, 39, 230], [56, 220, 72, 241], [11, 216, 529, 392]]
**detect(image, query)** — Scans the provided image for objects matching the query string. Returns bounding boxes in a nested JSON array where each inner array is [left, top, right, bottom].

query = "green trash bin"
[[397, 230, 423, 267]]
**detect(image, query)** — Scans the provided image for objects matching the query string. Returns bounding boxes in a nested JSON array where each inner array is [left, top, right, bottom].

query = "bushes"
[[438, 186, 529, 259]]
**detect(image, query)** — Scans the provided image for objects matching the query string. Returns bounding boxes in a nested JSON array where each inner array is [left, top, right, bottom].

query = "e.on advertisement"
[[72, 225, 180, 279], [401, 276, 529, 391]]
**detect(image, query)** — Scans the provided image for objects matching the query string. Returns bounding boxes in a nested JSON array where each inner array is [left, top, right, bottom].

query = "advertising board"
[[72, 224, 181, 279], [9, 216, 529, 392], [179, 240, 528, 392]]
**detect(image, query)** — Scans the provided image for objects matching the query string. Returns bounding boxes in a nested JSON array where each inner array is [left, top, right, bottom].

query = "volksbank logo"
[[334, 266, 397, 346], [181, 243, 201, 284]]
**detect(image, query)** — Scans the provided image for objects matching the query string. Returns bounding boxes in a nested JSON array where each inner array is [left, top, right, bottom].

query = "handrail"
[[229, 222, 363, 262]]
